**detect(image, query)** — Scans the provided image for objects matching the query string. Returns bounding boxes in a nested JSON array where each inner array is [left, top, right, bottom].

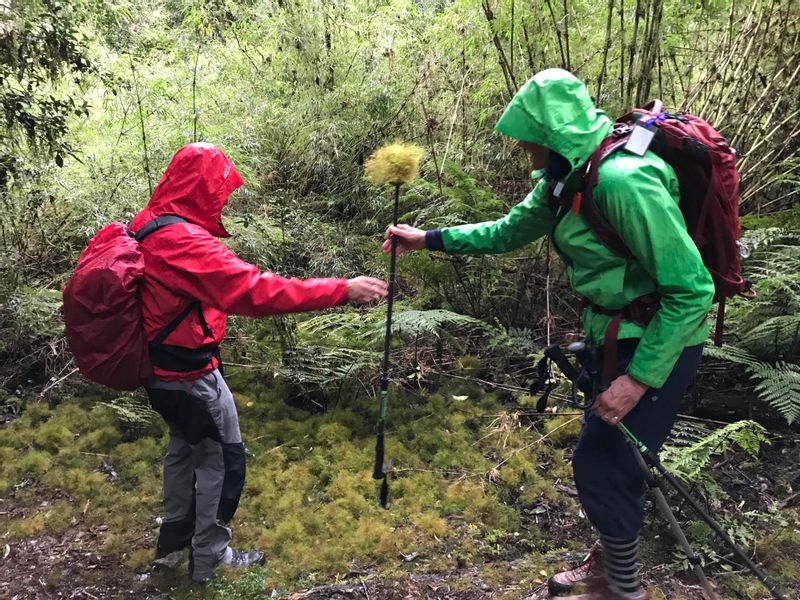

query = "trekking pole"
[[617, 422, 786, 600], [364, 143, 424, 508], [621, 430, 718, 600], [548, 342, 786, 600], [372, 182, 401, 508]]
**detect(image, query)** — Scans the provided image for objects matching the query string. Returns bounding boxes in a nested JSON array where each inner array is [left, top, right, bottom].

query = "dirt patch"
[[0, 526, 158, 600]]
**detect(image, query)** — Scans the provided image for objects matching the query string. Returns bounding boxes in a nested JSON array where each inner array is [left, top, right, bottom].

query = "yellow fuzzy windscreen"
[[364, 143, 424, 185]]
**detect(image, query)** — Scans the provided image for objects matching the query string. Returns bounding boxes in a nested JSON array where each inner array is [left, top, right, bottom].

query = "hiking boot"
[[548, 544, 607, 596], [223, 548, 266, 569], [153, 549, 184, 570], [190, 547, 266, 583]]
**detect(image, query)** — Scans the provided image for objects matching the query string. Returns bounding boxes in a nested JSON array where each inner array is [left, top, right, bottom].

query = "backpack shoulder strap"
[[132, 215, 188, 243], [580, 135, 634, 259], [131, 215, 210, 348], [150, 302, 198, 347]]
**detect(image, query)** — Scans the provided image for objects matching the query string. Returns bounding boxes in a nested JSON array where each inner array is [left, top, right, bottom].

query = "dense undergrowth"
[[2, 365, 798, 598], [1, 1, 799, 598]]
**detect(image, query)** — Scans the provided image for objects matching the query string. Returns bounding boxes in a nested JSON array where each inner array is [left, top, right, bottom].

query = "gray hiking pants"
[[145, 369, 245, 580]]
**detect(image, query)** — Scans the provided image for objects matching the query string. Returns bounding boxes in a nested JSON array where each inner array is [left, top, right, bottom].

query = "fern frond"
[[740, 228, 799, 253], [665, 420, 713, 448], [704, 343, 800, 424], [276, 346, 379, 388], [739, 314, 800, 359], [298, 311, 368, 340], [100, 394, 159, 427], [385, 309, 496, 339], [703, 343, 761, 367], [662, 420, 768, 483], [749, 361, 800, 425]]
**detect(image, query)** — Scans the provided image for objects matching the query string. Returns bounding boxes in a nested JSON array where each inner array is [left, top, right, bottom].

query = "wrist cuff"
[[425, 229, 445, 251]]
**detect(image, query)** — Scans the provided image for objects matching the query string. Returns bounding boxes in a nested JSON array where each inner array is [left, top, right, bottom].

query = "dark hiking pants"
[[572, 340, 703, 540], [144, 369, 245, 579]]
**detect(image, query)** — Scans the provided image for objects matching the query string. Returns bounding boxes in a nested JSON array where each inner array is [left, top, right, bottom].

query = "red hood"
[[140, 143, 243, 238]]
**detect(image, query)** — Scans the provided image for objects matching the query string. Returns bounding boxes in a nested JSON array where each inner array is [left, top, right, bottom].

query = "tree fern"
[[704, 344, 800, 424]]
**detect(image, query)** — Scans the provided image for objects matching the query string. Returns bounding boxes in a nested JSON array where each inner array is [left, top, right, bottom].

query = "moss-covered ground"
[[1, 369, 798, 599]]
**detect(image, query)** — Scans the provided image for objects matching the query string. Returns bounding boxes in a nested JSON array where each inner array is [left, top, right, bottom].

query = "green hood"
[[495, 69, 613, 176]]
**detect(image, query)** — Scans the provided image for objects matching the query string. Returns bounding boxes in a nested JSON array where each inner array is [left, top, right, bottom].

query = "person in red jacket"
[[129, 143, 387, 582]]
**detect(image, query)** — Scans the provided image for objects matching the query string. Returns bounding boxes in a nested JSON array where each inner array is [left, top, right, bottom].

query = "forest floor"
[[2, 371, 799, 600]]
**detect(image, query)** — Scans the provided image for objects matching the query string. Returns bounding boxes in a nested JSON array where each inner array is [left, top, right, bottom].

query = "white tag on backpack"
[[624, 124, 655, 156]]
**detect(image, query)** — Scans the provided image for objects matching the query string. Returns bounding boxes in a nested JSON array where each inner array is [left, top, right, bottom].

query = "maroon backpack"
[[573, 101, 754, 381], [63, 216, 190, 390]]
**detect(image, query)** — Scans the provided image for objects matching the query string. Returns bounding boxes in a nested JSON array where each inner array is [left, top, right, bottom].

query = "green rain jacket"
[[438, 69, 714, 388]]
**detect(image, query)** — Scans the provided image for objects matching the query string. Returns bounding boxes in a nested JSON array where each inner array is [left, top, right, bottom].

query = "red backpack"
[[573, 101, 754, 380], [63, 216, 188, 390]]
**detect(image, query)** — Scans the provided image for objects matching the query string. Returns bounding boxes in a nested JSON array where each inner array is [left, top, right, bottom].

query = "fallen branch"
[[38, 366, 79, 400]]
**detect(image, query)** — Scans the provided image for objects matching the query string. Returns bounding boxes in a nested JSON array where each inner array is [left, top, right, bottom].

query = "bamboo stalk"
[[192, 45, 200, 142], [129, 55, 153, 196], [624, 0, 642, 107], [440, 72, 469, 178], [419, 99, 443, 195], [709, 10, 761, 126], [730, 64, 789, 148], [619, 0, 625, 104], [596, 0, 615, 101], [481, 0, 517, 97], [544, 0, 568, 69], [522, 17, 536, 71], [562, 0, 571, 71], [510, 0, 515, 81]]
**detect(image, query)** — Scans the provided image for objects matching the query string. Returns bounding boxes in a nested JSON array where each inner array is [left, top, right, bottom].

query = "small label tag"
[[553, 180, 565, 197], [624, 124, 655, 156]]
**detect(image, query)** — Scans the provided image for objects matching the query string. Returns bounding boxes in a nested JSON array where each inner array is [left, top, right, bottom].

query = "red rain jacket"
[[129, 143, 349, 381]]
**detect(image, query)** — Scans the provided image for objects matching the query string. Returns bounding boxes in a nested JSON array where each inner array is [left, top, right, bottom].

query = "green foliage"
[[705, 345, 800, 424], [388, 309, 496, 339], [0, 0, 798, 593], [99, 392, 161, 437], [276, 345, 379, 392], [702, 231, 800, 423], [208, 570, 270, 599], [670, 507, 788, 576], [0, 0, 94, 171], [662, 420, 768, 485]]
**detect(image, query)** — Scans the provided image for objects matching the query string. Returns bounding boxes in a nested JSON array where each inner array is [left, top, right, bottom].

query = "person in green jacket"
[[383, 69, 714, 600]]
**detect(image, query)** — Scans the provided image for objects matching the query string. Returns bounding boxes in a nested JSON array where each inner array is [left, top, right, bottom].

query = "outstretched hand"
[[592, 374, 649, 425], [347, 276, 388, 304], [382, 224, 426, 255]]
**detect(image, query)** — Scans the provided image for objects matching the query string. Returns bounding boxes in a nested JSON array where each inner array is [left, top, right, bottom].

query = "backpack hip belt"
[[583, 294, 660, 384]]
